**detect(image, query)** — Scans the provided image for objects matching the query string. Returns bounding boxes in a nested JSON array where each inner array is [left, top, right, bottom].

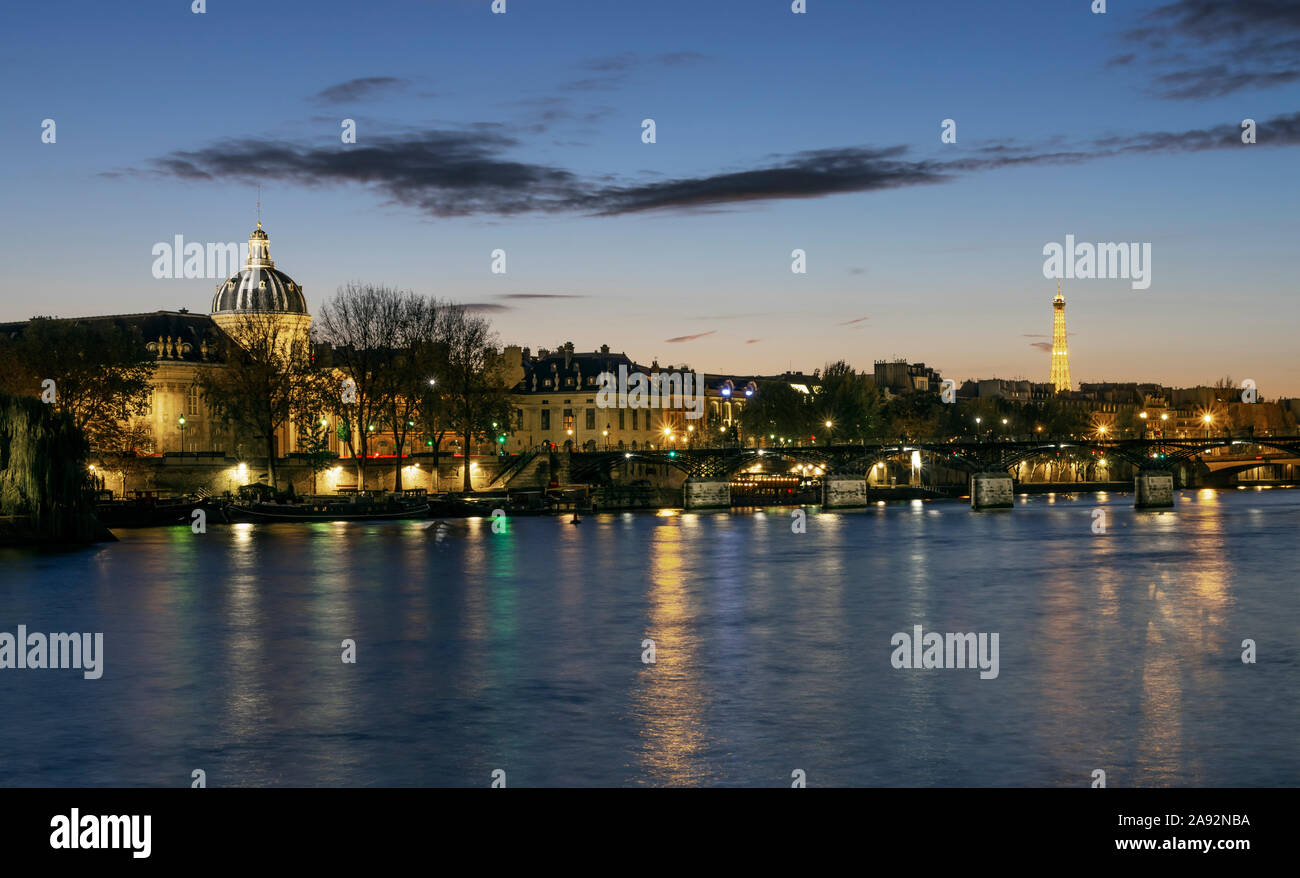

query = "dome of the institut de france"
[[210, 222, 311, 339]]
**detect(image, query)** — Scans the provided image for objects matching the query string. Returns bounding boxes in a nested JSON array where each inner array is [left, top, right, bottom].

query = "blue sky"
[[3, 0, 1298, 392]]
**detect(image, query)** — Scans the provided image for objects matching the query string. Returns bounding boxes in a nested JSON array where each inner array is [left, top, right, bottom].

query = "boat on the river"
[[94, 493, 228, 528], [225, 492, 429, 523]]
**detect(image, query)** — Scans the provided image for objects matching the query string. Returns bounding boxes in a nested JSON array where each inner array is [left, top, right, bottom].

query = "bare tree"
[[439, 306, 515, 493], [374, 294, 442, 491], [315, 283, 401, 491], [200, 310, 318, 491]]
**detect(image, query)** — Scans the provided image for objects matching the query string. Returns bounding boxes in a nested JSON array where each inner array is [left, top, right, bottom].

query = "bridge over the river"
[[554, 436, 1300, 510]]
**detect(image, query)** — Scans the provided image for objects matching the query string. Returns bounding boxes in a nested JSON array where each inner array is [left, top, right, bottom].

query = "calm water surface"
[[1, 488, 1297, 787]]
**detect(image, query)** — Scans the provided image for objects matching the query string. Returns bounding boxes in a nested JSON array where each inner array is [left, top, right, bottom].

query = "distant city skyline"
[[3, 0, 1297, 392]]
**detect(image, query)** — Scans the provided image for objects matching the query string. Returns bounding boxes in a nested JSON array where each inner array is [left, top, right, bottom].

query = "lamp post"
[[603, 426, 610, 450], [1203, 413, 1213, 438], [178, 415, 186, 454]]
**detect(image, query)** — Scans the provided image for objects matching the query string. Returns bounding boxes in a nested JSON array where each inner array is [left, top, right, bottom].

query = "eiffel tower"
[[1050, 280, 1071, 393]]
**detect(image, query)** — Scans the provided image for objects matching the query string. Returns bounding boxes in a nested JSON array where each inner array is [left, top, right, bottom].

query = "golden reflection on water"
[[632, 519, 710, 785], [220, 522, 271, 744], [1037, 495, 1233, 785]]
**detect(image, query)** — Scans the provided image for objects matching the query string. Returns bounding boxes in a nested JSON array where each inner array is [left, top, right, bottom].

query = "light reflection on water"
[[0, 490, 1296, 787]]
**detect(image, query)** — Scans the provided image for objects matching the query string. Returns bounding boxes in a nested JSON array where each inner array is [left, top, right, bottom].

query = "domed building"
[[0, 220, 321, 483], [211, 221, 312, 342]]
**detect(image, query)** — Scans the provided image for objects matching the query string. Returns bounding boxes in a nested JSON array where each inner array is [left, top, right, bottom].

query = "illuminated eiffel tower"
[[1050, 280, 1072, 393]]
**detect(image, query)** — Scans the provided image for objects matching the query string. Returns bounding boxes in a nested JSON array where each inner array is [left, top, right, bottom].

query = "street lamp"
[[1203, 413, 1213, 438], [177, 415, 186, 454], [603, 426, 609, 449]]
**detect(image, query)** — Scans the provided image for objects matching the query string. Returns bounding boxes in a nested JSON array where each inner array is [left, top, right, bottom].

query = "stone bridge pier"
[[1134, 471, 1174, 509], [683, 478, 730, 509], [822, 476, 868, 507], [970, 472, 1014, 510]]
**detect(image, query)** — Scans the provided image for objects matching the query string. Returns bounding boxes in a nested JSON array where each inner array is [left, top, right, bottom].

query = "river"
[[1, 488, 1296, 786]]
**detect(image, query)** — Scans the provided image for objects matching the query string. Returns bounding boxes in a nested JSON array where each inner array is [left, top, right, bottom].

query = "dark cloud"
[[561, 51, 707, 91], [496, 293, 587, 299], [745, 339, 761, 344], [656, 51, 708, 66], [131, 110, 1300, 217], [847, 267, 866, 275], [144, 130, 582, 217], [1030, 342, 1052, 352], [580, 53, 639, 73], [1117, 0, 1300, 98], [312, 77, 409, 104], [462, 303, 512, 313], [664, 330, 716, 343], [576, 146, 950, 215], [839, 316, 870, 326]]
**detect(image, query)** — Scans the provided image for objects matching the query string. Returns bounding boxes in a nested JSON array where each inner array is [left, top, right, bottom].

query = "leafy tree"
[[881, 391, 944, 440], [95, 421, 155, 497], [739, 379, 812, 443], [815, 361, 879, 443], [292, 362, 339, 494], [0, 317, 155, 449]]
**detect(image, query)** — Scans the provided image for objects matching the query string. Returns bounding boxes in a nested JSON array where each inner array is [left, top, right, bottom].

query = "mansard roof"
[[0, 311, 226, 363]]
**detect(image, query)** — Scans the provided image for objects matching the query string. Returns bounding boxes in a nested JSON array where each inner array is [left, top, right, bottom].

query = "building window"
[[186, 385, 200, 416], [619, 409, 625, 430], [632, 409, 638, 431], [585, 408, 595, 430], [515, 409, 523, 429], [563, 409, 574, 433], [541, 409, 550, 431]]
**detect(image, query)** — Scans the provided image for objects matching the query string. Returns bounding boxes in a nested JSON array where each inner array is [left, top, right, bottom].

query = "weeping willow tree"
[[0, 391, 101, 543]]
